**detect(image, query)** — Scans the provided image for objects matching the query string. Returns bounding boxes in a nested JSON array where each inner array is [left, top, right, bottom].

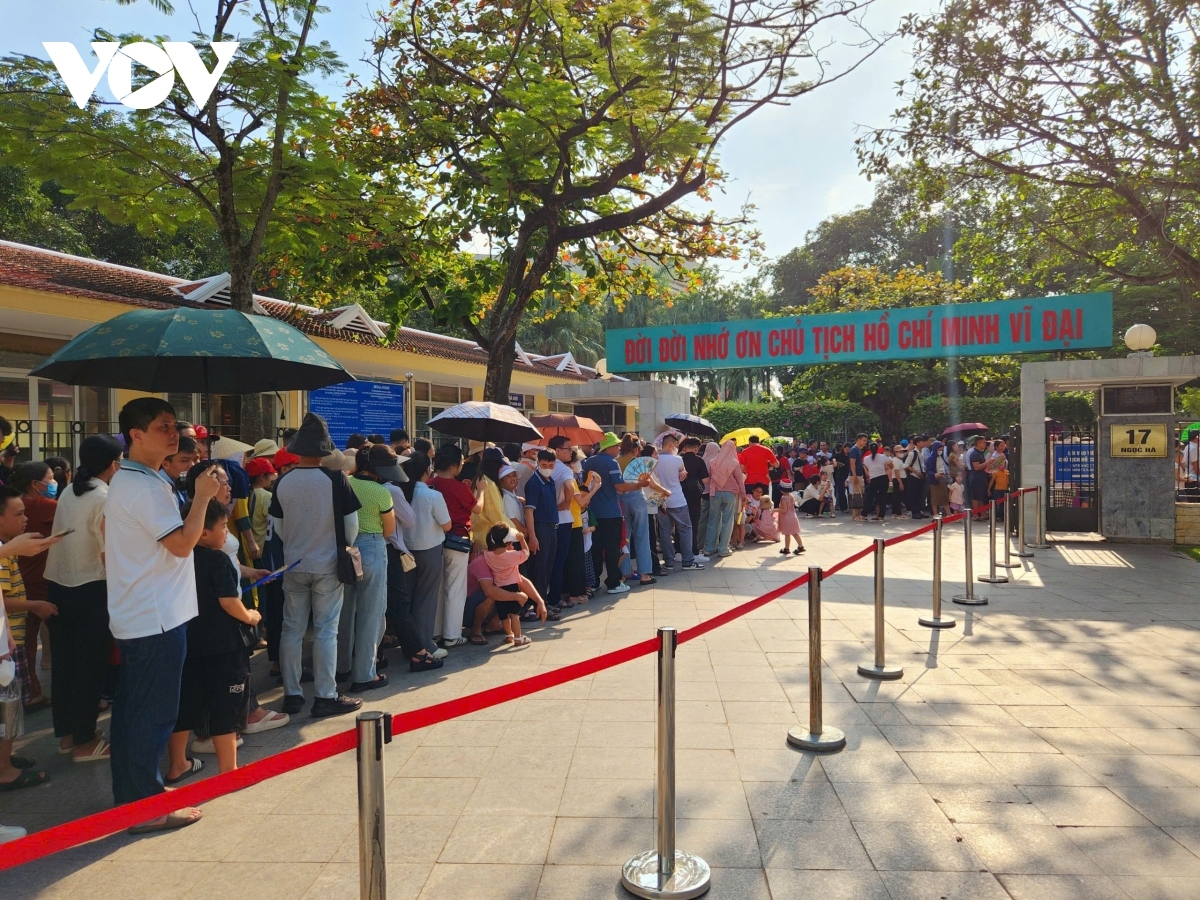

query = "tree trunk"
[[227, 255, 272, 443], [482, 341, 517, 404]]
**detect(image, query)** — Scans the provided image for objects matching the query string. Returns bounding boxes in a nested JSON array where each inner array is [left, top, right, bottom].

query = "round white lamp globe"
[[1124, 323, 1156, 352]]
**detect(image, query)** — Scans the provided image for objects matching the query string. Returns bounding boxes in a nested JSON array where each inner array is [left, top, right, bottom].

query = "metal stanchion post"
[[357, 711, 392, 900], [1028, 485, 1051, 549], [998, 494, 1019, 569], [1016, 489, 1034, 558], [977, 500, 1009, 584], [622, 628, 711, 899], [920, 516, 956, 628], [787, 568, 846, 752], [952, 509, 989, 606], [858, 539, 903, 679]]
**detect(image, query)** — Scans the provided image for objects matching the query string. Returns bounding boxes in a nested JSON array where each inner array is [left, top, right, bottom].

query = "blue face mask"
[[44, 480, 58, 498]]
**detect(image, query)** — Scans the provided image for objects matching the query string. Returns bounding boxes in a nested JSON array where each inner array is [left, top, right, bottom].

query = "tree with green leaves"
[[347, 0, 886, 401], [0, 0, 375, 437], [861, 0, 1200, 299]]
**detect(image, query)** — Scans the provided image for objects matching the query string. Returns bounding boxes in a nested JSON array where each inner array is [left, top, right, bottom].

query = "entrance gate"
[[1046, 422, 1098, 533]]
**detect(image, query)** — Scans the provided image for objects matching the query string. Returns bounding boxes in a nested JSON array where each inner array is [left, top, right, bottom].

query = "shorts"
[[175, 649, 250, 737], [495, 584, 524, 619], [0, 666, 23, 741], [12, 646, 33, 704]]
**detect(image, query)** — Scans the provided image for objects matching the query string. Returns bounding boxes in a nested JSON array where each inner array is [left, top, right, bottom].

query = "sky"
[[3, 0, 936, 264]]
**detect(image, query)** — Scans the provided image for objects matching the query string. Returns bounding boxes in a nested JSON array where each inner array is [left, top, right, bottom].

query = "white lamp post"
[[1124, 324, 1156, 357]]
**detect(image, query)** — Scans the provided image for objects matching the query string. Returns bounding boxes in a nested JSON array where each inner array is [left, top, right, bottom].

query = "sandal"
[[468, 634, 488, 645], [73, 738, 111, 763], [509, 635, 531, 647], [409, 654, 444, 672], [0, 769, 50, 791], [128, 808, 202, 835], [637, 577, 657, 586], [12, 756, 36, 768], [165, 757, 203, 785], [544, 609, 561, 621]]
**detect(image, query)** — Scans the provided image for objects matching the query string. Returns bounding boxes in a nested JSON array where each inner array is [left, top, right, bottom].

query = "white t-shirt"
[[862, 452, 890, 480], [406, 481, 451, 552], [654, 451, 688, 509], [44, 478, 108, 587], [552, 460, 575, 524], [104, 461, 198, 641], [802, 483, 821, 502]]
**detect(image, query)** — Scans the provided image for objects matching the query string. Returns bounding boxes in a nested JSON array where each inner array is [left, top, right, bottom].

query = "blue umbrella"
[[664, 412, 718, 438]]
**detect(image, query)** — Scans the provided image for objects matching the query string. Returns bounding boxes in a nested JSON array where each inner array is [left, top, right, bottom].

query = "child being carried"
[[483, 524, 547, 646]]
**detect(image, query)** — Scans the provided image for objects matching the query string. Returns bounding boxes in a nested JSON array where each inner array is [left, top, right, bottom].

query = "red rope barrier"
[[3, 504, 976, 870], [884, 519, 938, 547]]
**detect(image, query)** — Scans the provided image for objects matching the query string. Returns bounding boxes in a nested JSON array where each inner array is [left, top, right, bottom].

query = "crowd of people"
[[0, 408, 1017, 843]]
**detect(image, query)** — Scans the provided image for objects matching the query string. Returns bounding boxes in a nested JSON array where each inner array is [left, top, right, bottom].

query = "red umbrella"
[[941, 422, 988, 438], [528, 413, 605, 446]]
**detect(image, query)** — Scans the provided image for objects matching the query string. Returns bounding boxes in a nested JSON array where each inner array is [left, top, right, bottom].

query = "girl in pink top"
[[776, 480, 805, 555], [483, 525, 545, 646]]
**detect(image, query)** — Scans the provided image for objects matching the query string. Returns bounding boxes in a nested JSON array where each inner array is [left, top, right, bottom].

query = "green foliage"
[[902, 393, 1095, 435], [346, 0, 883, 399], [863, 0, 1200, 303], [0, 0, 378, 309], [700, 400, 880, 442]]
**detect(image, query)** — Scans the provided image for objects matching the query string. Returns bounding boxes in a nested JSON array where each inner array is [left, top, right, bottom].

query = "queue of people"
[[0, 405, 1016, 844]]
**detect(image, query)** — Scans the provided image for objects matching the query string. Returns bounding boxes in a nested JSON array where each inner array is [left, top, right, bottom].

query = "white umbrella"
[[427, 401, 543, 444]]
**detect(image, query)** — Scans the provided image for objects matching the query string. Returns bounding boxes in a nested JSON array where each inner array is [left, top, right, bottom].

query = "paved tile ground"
[[5, 512, 1200, 899]]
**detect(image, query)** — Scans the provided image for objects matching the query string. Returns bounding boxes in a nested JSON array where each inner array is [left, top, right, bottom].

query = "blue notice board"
[[1053, 442, 1095, 484], [307, 380, 406, 449]]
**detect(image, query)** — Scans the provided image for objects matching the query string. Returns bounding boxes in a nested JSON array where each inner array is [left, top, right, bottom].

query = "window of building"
[[413, 383, 475, 442], [548, 400, 574, 413], [0, 372, 115, 462]]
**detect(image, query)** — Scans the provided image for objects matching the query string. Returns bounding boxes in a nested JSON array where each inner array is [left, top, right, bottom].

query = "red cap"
[[273, 448, 300, 469], [245, 457, 277, 478], [193, 424, 210, 440]]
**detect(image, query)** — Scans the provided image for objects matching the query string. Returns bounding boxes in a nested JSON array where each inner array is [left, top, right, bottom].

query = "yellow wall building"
[[0, 240, 611, 460]]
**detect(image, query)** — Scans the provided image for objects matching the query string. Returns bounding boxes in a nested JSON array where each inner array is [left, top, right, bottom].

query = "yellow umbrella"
[[720, 427, 772, 446]]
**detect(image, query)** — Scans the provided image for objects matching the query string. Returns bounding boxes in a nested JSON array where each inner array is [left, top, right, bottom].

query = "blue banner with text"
[[605, 292, 1113, 373]]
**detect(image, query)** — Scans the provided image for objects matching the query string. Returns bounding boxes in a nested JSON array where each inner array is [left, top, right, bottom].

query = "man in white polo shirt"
[[654, 433, 706, 570], [107, 398, 219, 834]]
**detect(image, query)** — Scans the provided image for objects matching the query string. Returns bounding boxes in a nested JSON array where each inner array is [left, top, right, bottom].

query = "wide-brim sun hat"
[[251, 438, 280, 459], [598, 432, 620, 452], [287, 412, 335, 458]]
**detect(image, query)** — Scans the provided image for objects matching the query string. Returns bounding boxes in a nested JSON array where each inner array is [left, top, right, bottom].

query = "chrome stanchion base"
[[857, 663, 904, 680], [978, 575, 1009, 584], [997, 560, 1020, 569], [918, 615, 957, 629], [786, 725, 846, 752], [621, 850, 712, 900], [1016, 549, 1035, 558], [1026, 543, 1050, 550], [951, 594, 988, 605]]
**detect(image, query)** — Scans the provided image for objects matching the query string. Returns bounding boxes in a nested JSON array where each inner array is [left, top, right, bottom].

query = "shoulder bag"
[[328, 468, 363, 584]]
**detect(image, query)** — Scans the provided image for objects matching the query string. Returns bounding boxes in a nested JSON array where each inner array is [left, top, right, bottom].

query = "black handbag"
[[443, 532, 472, 553], [328, 468, 364, 585]]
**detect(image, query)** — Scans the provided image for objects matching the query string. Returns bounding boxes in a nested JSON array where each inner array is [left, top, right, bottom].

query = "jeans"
[[865, 475, 889, 519], [385, 545, 425, 659], [110, 624, 187, 805], [282, 569, 344, 701], [697, 496, 710, 556], [658, 505, 694, 566], [338, 532, 388, 684], [440, 545, 469, 641], [549, 521, 573, 605], [623, 492, 654, 578], [704, 491, 737, 555], [592, 516, 625, 590], [410, 546, 444, 654], [47, 580, 110, 746], [834, 478, 849, 511], [533, 522, 558, 601], [686, 496, 702, 556]]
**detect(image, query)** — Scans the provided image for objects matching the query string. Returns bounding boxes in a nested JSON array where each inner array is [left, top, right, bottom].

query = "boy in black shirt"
[[167, 501, 261, 779]]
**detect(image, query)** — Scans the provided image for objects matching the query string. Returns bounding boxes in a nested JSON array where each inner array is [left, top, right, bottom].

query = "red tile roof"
[[0, 241, 591, 382]]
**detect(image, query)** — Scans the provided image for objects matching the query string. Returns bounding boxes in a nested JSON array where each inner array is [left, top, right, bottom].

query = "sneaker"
[[281, 694, 305, 715], [680, 562, 705, 570], [311, 695, 363, 718], [607, 583, 631, 595], [0, 824, 27, 844], [192, 736, 243, 753], [432, 647, 449, 659], [661, 565, 674, 572], [693, 554, 710, 564]]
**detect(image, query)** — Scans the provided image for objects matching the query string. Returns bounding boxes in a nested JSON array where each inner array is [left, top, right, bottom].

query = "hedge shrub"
[[700, 400, 880, 441], [902, 393, 1095, 435]]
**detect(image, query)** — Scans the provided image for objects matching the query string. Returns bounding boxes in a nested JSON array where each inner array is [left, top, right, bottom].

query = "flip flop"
[[11, 756, 36, 768], [72, 738, 111, 763], [164, 757, 203, 785], [468, 634, 488, 645], [0, 769, 49, 791], [128, 809, 203, 835]]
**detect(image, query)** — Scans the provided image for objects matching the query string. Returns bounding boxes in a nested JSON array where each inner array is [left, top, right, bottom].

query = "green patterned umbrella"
[[30, 307, 353, 393]]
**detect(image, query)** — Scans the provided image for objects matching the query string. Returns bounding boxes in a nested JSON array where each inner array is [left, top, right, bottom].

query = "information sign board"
[[1109, 423, 1168, 458], [307, 380, 405, 450]]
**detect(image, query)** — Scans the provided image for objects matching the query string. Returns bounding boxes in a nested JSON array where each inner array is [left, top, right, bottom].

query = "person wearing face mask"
[[11, 462, 59, 708], [523, 450, 562, 613]]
